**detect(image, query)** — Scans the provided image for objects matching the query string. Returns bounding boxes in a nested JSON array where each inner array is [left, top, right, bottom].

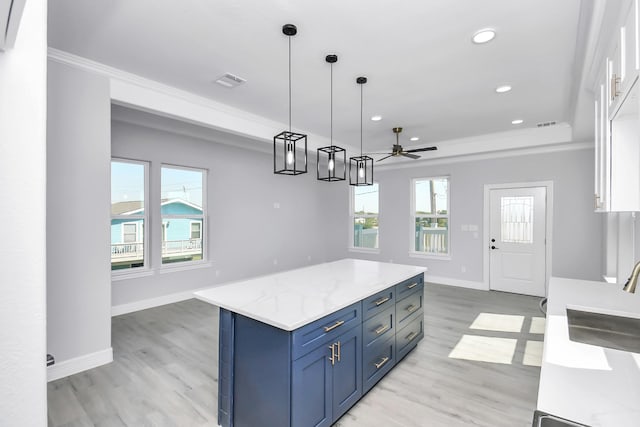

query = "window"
[[111, 160, 148, 271], [161, 165, 206, 265], [412, 177, 449, 256], [350, 183, 379, 250]]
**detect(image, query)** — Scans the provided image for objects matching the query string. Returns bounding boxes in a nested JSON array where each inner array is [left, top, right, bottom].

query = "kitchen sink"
[[566, 308, 640, 353]]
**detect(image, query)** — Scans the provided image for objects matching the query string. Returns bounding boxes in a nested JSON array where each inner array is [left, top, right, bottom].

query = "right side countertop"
[[537, 277, 640, 426]]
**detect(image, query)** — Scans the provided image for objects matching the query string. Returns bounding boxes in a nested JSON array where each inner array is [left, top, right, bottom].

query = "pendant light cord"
[[330, 62, 333, 148], [288, 36, 292, 134], [360, 83, 363, 156]]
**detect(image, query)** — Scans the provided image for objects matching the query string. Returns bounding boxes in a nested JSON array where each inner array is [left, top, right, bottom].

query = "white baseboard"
[[47, 347, 113, 382], [111, 287, 209, 316], [425, 275, 488, 291]]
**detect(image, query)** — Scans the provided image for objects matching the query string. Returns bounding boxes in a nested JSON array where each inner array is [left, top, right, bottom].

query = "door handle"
[[491, 245, 499, 250]]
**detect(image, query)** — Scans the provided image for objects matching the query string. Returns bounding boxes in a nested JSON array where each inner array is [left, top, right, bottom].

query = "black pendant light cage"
[[274, 24, 308, 175], [317, 54, 346, 182], [350, 76, 374, 186]]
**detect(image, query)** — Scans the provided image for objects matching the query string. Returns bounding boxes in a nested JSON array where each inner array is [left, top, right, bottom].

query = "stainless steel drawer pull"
[[375, 324, 390, 335], [374, 356, 389, 369], [407, 282, 418, 289], [406, 304, 418, 313], [374, 296, 390, 306], [324, 320, 345, 332], [336, 340, 341, 362], [328, 343, 336, 366], [406, 331, 418, 342]]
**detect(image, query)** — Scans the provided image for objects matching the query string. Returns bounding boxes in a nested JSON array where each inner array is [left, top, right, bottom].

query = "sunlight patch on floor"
[[529, 317, 546, 334], [448, 335, 517, 364], [469, 313, 524, 333], [523, 340, 544, 367]]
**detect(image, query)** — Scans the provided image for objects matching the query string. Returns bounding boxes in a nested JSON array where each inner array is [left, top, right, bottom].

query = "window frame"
[[348, 182, 380, 254], [410, 176, 451, 259], [160, 164, 207, 269], [111, 158, 150, 276]]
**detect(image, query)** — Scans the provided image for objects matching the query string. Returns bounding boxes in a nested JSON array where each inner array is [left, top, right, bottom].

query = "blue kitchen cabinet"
[[217, 273, 424, 427]]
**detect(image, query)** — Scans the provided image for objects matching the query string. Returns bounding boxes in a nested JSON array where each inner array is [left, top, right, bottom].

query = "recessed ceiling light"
[[495, 85, 512, 93], [410, 137, 420, 141], [512, 119, 524, 125], [472, 28, 496, 44], [371, 115, 382, 121], [214, 72, 246, 88]]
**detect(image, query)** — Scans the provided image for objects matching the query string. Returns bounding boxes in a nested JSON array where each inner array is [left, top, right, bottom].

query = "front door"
[[489, 187, 547, 297]]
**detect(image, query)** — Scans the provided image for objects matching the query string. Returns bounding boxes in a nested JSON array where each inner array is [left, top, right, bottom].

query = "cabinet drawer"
[[292, 302, 361, 360], [396, 290, 423, 328], [362, 306, 395, 350], [395, 274, 424, 302], [362, 288, 394, 320], [363, 335, 395, 394], [396, 316, 424, 361]]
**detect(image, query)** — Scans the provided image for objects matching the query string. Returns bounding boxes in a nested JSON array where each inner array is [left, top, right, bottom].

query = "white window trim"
[[111, 158, 150, 278], [348, 183, 380, 252], [121, 221, 142, 243], [190, 220, 202, 240], [410, 176, 450, 257], [160, 164, 208, 270]]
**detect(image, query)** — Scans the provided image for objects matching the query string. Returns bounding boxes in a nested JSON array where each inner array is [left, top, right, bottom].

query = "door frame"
[[483, 181, 554, 295]]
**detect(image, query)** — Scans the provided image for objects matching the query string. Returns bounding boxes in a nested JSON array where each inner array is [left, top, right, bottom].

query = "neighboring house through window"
[[111, 159, 148, 271], [350, 183, 379, 250], [161, 165, 206, 265], [412, 177, 450, 256]]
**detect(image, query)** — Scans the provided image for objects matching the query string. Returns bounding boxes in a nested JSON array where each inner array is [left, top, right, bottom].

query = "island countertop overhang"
[[194, 259, 427, 331]]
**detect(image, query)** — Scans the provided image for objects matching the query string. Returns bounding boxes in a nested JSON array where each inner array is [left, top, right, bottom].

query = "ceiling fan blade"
[[376, 154, 394, 162], [365, 152, 393, 155], [400, 152, 421, 160], [405, 146, 438, 153]]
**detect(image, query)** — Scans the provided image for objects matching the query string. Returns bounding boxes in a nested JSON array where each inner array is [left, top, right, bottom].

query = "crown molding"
[[376, 140, 592, 171]]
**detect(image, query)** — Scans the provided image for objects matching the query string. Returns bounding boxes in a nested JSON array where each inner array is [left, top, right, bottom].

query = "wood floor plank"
[[48, 283, 541, 426]]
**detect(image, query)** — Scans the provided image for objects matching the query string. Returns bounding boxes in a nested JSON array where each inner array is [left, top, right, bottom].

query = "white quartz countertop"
[[194, 259, 426, 331], [538, 277, 640, 426]]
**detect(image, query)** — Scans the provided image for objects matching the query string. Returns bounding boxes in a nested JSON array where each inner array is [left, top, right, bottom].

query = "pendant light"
[[274, 24, 307, 175], [317, 54, 346, 182], [349, 77, 374, 186]]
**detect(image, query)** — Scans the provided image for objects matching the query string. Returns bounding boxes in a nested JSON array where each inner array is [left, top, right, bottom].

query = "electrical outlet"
[[215, 270, 220, 277], [273, 259, 278, 265], [461, 266, 466, 273], [273, 202, 280, 209]]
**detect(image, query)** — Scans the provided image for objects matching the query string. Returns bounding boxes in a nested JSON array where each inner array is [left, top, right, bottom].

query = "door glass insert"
[[501, 196, 534, 244]]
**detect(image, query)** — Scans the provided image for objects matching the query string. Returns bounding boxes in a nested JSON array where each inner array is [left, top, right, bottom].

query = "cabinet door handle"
[[407, 282, 418, 289], [375, 324, 390, 335], [406, 331, 418, 342], [324, 320, 345, 332], [406, 304, 418, 313], [374, 296, 390, 306], [336, 341, 341, 362], [328, 343, 336, 366], [374, 356, 389, 369]]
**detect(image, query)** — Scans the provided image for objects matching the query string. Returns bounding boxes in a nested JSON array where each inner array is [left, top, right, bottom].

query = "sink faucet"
[[623, 260, 640, 293]]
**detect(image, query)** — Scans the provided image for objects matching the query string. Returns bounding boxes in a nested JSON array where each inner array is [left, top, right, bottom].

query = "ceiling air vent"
[[214, 73, 246, 88], [536, 121, 557, 128]]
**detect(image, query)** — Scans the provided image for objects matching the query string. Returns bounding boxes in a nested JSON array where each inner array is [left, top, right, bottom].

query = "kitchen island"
[[537, 277, 640, 426], [195, 259, 426, 427]]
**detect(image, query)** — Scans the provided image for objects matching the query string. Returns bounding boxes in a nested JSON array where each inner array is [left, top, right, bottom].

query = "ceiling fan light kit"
[[349, 76, 374, 186], [274, 24, 308, 176], [317, 54, 346, 182]]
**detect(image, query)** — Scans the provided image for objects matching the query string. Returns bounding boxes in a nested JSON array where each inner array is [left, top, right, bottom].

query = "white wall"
[[0, 0, 48, 424], [47, 60, 112, 372], [111, 108, 347, 307], [348, 147, 602, 286]]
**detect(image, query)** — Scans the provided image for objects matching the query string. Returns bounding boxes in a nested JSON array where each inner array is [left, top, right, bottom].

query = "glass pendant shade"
[[317, 54, 346, 182], [274, 24, 308, 175], [350, 76, 374, 186]]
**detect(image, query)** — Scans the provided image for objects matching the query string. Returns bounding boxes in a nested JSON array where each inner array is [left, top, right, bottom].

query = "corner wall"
[[0, 0, 48, 424], [47, 60, 112, 376]]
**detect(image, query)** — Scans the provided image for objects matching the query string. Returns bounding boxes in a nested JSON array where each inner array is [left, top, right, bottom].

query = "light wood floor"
[[48, 284, 542, 426]]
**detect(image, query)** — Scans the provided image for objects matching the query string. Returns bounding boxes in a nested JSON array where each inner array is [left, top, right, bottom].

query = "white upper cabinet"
[[595, 0, 640, 212]]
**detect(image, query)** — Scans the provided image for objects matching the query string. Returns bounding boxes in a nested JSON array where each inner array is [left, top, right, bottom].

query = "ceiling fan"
[[373, 127, 437, 162]]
